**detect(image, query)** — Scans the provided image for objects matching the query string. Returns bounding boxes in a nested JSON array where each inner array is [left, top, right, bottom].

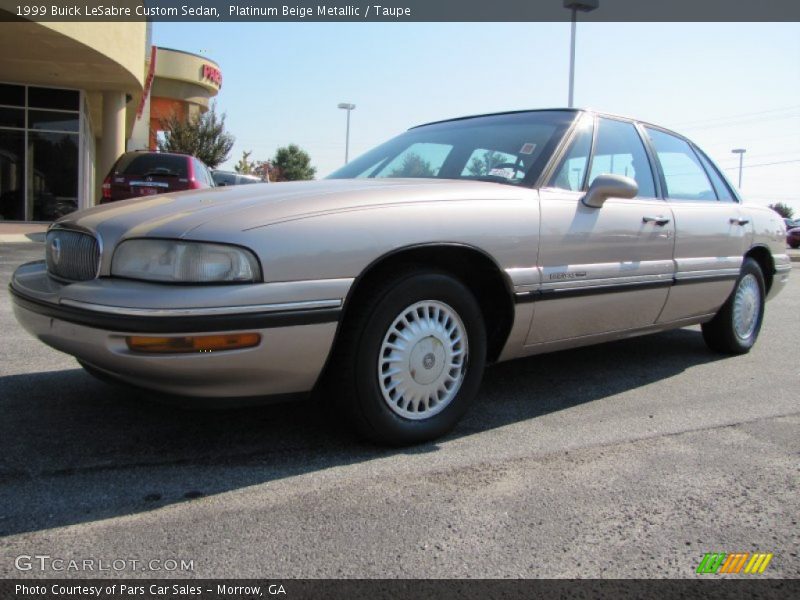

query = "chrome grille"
[[45, 229, 100, 281]]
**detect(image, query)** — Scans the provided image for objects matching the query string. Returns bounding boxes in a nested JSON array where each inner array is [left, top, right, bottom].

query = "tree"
[[388, 152, 435, 177], [768, 202, 794, 219], [157, 102, 234, 168], [271, 144, 316, 181], [234, 150, 257, 175]]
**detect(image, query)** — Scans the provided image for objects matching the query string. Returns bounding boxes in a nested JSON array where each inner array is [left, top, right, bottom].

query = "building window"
[[0, 83, 82, 221], [0, 130, 25, 220]]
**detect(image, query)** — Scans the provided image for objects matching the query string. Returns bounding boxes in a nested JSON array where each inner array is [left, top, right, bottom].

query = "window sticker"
[[520, 142, 536, 155], [489, 167, 515, 178]]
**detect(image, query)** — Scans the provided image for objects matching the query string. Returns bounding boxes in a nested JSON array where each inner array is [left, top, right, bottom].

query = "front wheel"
[[334, 269, 487, 445], [701, 257, 765, 354]]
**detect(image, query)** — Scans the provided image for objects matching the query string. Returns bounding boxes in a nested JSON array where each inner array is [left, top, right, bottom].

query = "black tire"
[[332, 267, 487, 446], [701, 257, 765, 355]]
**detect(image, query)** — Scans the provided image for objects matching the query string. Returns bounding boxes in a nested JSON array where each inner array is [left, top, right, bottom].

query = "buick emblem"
[[50, 237, 62, 265]]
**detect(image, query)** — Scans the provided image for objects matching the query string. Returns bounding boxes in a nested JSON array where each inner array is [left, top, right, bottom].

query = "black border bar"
[[515, 274, 739, 303], [2, 579, 799, 600], [3, 0, 800, 22]]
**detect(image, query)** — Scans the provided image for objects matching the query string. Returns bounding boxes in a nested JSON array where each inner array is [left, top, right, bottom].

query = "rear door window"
[[695, 148, 736, 202], [645, 128, 716, 201]]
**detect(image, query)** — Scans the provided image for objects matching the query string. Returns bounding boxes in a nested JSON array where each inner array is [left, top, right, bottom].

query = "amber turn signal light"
[[126, 333, 261, 354]]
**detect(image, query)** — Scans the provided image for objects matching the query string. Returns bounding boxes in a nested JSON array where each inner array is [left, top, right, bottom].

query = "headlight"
[[111, 239, 261, 283]]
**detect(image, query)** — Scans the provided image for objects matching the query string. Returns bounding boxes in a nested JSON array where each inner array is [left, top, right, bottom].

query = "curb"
[[0, 233, 45, 243]]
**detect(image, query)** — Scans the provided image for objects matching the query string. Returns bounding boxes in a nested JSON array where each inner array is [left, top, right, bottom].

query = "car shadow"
[[0, 327, 720, 537]]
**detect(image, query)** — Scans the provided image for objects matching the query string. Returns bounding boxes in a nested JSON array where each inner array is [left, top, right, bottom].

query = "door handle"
[[643, 216, 671, 226], [730, 217, 750, 226]]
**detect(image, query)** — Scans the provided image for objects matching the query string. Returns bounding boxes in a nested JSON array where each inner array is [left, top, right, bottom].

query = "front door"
[[526, 116, 675, 345]]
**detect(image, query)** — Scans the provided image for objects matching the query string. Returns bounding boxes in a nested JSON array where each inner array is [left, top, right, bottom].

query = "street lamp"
[[337, 102, 356, 164], [563, 0, 599, 108], [731, 148, 746, 189]]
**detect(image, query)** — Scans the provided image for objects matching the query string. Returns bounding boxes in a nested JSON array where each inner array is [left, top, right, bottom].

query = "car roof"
[[411, 107, 690, 142], [124, 150, 194, 160]]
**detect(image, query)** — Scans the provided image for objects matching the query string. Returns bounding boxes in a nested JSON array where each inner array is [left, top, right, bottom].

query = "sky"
[[154, 22, 800, 211]]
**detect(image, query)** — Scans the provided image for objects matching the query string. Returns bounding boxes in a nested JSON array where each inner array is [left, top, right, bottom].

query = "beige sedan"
[[11, 109, 791, 445]]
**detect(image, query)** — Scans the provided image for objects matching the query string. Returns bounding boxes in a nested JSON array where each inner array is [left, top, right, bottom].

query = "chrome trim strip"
[[674, 268, 741, 281], [675, 256, 743, 272], [58, 298, 343, 317], [515, 278, 672, 303], [504, 267, 540, 288], [509, 260, 674, 293], [511, 258, 746, 294], [538, 272, 673, 291]]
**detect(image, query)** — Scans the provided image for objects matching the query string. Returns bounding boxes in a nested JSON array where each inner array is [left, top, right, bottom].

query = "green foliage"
[[768, 202, 794, 219], [234, 150, 256, 175], [388, 153, 435, 177], [466, 150, 508, 176], [157, 102, 234, 169], [271, 144, 316, 181]]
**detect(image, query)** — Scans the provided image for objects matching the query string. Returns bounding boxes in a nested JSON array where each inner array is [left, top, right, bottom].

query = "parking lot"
[[0, 242, 798, 578]]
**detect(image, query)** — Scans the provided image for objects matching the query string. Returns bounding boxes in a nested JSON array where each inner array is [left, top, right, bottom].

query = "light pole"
[[338, 103, 356, 163], [563, 1, 599, 108], [732, 148, 746, 189]]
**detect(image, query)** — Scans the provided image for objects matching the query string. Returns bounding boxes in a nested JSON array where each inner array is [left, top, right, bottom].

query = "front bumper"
[[10, 261, 351, 399]]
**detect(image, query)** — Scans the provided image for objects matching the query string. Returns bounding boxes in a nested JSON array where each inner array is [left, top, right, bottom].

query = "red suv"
[[101, 151, 215, 203]]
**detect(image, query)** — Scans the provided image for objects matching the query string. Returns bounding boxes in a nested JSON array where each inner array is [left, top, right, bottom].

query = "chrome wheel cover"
[[732, 273, 761, 341], [378, 300, 468, 420]]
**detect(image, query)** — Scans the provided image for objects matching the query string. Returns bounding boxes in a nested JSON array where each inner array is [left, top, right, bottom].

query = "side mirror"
[[582, 174, 638, 208]]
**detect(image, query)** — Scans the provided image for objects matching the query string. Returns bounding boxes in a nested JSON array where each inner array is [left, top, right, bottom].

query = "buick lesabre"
[[10, 109, 791, 444]]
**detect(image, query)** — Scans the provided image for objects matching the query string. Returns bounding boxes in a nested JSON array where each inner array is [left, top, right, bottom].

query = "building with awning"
[[0, 13, 221, 222]]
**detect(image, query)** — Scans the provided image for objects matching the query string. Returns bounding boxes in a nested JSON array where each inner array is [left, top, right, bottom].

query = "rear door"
[[642, 127, 747, 322], [526, 115, 676, 345]]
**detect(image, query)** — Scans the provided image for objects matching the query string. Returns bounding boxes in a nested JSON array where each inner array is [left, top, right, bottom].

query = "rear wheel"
[[334, 268, 486, 445], [701, 257, 765, 354]]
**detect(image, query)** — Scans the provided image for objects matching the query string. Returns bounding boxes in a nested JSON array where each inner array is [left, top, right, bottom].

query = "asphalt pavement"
[[0, 242, 798, 578]]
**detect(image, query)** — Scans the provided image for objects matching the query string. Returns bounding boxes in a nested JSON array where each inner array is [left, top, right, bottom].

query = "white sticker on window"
[[489, 167, 515, 178], [520, 143, 536, 155]]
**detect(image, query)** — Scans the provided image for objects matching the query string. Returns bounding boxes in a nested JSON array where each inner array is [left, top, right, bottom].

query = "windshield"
[[328, 110, 576, 185]]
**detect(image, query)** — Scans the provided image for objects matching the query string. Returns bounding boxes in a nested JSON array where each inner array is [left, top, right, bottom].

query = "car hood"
[[55, 178, 529, 242]]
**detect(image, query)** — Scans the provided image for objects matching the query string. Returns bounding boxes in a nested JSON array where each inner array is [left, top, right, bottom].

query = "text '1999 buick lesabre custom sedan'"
[[10, 109, 791, 444]]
